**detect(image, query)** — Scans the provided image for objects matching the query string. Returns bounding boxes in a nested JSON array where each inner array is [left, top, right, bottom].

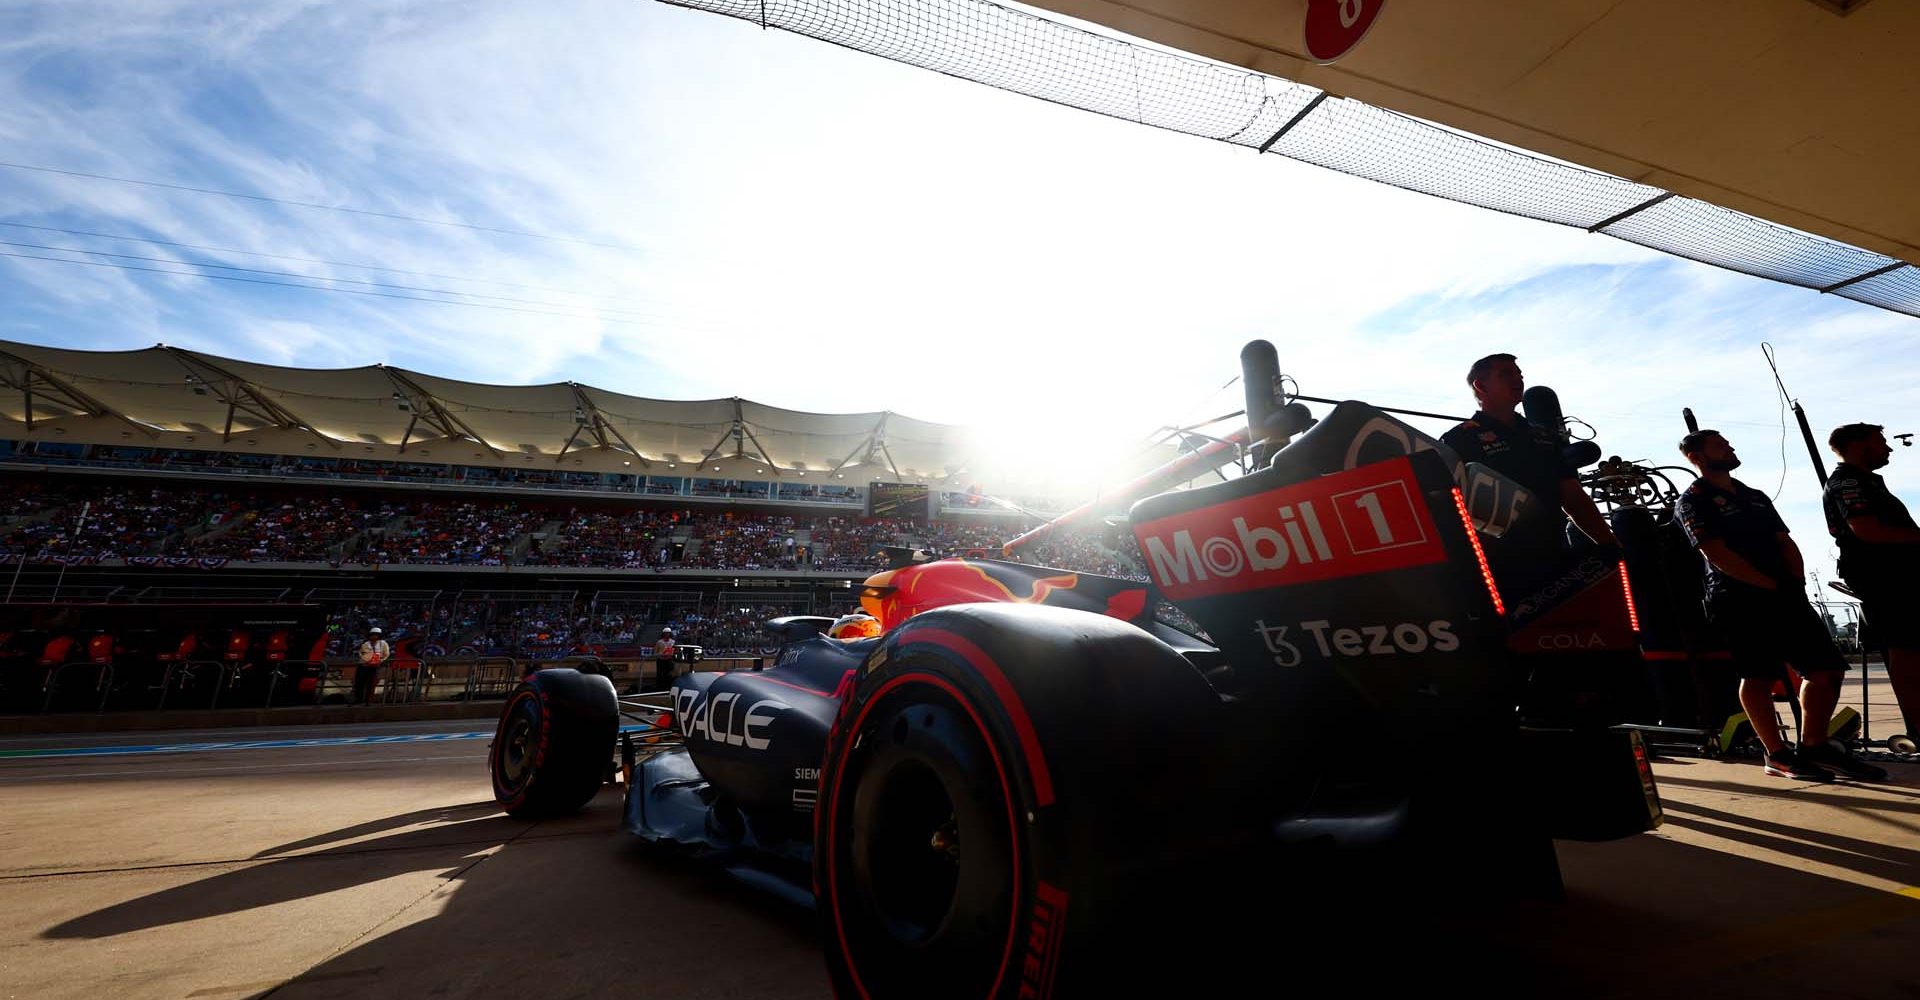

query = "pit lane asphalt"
[[0, 721, 828, 1000], [2, 721, 1917, 1000]]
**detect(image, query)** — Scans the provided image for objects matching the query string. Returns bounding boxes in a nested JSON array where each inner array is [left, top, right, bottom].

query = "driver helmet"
[[660, 627, 674, 636], [826, 613, 883, 641], [368, 627, 383, 636]]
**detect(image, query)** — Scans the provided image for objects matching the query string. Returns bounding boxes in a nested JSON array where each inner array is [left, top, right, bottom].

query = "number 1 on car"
[[1331, 481, 1428, 555]]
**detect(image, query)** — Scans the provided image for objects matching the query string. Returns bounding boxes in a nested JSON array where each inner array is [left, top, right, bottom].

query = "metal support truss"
[[0, 348, 155, 437], [160, 347, 334, 448], [556, 384, 649, 466], [381, 368, 503, 458], [830, 412, 900, 479], [694, 398, 780, 473]]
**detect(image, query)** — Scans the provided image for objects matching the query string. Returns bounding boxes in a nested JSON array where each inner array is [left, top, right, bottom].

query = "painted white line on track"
[[0, 731, 491, 759], [0, 724, 656, 759], [0, 754, 479, 781]]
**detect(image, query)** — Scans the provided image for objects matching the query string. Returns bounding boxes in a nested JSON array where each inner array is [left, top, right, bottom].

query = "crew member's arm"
[[1779, 532, 1805, 588], [1559, 478, 1618, 547], [1765, 500, 1802, 597], [1695, 540, 1779, 591], [1846, 515, 1920, 545]]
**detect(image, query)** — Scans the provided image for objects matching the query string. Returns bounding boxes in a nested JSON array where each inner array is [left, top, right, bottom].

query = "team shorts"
[[1705, 589, 1850, 681], [1847, 577, 1920, 649]]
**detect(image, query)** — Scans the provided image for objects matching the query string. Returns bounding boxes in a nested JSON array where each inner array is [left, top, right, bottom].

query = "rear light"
[[1618, 559, 1641, 633], [1449, 487, 1505, 616]]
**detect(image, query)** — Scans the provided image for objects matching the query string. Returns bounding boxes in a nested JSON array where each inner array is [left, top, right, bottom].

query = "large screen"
[[867, 481, 931, 520]]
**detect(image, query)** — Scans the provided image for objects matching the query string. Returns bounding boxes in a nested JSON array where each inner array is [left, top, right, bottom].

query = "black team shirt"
[[1440, 411, 1574, 504], [1823, 462, 1920, 583], [1676, 477, 1790, 600], [1441, 411, 1576, 577]]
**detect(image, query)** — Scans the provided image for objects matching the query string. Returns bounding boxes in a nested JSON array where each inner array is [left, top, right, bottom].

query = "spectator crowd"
[[1, 477, 1151, 578], [3, 476, 1163, 657]]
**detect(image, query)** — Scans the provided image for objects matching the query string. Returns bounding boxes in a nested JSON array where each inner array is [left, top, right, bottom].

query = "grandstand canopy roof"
[[0, 340, 1136, 490], [1028, 0, 1919, 265]]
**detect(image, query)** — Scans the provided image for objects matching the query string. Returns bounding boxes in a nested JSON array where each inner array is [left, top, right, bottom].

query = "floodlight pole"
[[1763, 344, 1829, 487], [1794, 400, 1828, 487]]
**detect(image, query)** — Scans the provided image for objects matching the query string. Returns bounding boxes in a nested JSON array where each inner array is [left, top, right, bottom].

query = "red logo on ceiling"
[[1304, 0, 1386, 64]]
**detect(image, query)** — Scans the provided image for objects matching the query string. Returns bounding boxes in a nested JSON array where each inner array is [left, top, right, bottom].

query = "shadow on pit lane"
[[244, 827, 1919, 1000], [39, 786, 1920, 999], [43, 804, 530, 940], [249, 801, 500, 858], [42, 789, 831, 1000], [1658, 771, 1920, 808], [260, 790, 826, 1000], [1659, 800, 1920, 884], [1547, 834, 1920, 1000]]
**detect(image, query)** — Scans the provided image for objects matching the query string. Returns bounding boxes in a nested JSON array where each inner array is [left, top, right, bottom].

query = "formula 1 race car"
[[488, 341, 1664, 998]]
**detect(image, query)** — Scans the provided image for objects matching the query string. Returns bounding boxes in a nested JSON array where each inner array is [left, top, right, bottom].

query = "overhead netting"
[[659, 0, 1919, 319]]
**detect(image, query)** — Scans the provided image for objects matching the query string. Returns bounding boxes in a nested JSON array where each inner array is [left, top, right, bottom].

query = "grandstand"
[[1, 341, 1169, 713]]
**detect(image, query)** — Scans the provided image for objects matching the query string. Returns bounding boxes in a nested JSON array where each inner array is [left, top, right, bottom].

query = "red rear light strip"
[[1618, 559, 1641, 632], [1450, 487, 1505, 616]]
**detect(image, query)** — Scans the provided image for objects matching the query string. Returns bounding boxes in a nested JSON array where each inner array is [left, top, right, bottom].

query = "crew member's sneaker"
[[1763, 747, 1834, 782], [1802, 741, 1889, 782]]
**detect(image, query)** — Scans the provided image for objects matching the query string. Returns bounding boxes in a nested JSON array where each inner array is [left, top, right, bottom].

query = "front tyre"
[[490, 668, 617, 818]]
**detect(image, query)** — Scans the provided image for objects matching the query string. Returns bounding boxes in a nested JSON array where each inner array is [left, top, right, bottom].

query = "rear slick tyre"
[[816, 604, 1226, 1000]]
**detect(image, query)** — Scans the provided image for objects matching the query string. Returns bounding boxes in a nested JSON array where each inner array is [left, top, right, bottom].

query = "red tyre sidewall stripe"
[[490, 691, 523, 804], [825, 672, 1022, 1000], [493, 688, 548, 811], [898, 628, 1054, 806]]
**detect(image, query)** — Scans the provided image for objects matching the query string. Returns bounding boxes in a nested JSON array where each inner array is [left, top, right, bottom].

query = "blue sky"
[[2, 0, 1917, 593]]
